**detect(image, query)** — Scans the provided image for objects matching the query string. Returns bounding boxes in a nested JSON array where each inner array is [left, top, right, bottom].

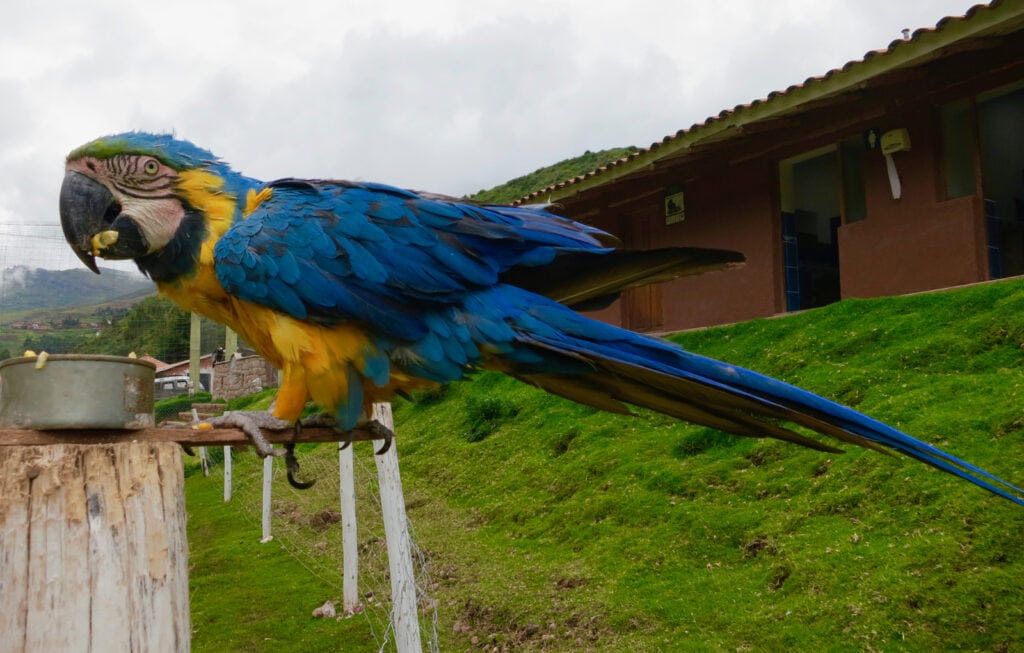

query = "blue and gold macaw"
[[59, 132, 1023, 504]]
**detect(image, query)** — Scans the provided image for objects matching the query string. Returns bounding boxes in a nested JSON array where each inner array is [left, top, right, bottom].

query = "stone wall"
[[212, 355, 278, 401]]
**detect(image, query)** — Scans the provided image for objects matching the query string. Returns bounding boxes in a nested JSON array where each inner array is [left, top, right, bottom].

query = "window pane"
[[840, 136, 866, 223], [941, 99, 976, 199]]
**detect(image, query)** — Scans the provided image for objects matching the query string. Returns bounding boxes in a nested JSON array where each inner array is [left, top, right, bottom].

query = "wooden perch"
[[0, 425, 383, 448]]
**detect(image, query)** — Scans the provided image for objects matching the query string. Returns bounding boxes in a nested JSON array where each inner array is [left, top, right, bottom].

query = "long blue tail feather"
[[489, 286, 1024, 507]]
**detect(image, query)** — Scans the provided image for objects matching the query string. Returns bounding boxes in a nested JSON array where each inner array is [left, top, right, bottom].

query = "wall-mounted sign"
[[665, 191, 685, 224]]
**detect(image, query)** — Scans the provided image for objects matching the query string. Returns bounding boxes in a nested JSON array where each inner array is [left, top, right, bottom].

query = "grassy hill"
[[185, 277, 1024, 652], [469, 147, 641, 205]]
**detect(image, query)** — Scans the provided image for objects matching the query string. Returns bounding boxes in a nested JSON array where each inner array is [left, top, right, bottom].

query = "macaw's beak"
[[59, 171, 148, 274]]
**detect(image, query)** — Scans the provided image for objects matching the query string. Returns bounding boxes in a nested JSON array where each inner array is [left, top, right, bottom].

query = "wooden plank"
[[0, 426, 379, 448]]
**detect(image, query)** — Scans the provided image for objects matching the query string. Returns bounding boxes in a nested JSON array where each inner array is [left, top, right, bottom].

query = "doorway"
[[978, 84, 1024, 278], [779, 147, 842, 311]]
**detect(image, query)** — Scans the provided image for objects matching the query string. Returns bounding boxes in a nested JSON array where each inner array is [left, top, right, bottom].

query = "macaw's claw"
[[331, 418, 392, 454], [196, 410, 291, 458], [283, 420, 317, 490], [337, 435, 353, 452], [285, 442, 316, 490], [303, 413, 392, 455], [366, 419, 394, 456]]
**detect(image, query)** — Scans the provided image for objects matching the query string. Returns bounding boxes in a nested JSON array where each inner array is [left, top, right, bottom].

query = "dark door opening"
[[979, 84, 1024, 279], [780, 149, 842, 311]]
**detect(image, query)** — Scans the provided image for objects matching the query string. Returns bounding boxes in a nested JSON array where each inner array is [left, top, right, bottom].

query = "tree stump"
[[0, 442, 190, 652]]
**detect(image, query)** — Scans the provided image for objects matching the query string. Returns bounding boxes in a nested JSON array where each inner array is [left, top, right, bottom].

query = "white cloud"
[[0, 0, 976, 269]]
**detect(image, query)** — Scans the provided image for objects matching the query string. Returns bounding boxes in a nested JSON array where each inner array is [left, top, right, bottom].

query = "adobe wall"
[[583, 158, 783, 332], [838, 108, 988, 298], [212, 355, 278, 401]]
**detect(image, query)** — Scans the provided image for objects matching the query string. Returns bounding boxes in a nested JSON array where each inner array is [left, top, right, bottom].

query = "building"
[[522, 1, 1024, 332], [211, 354, 278, 401]]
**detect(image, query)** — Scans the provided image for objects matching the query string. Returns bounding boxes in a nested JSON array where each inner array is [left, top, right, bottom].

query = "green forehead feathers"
[[67, 132, 220, 171]]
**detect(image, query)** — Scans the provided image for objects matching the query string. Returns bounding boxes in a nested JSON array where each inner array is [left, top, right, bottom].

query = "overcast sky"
[[0, 0, 977, 272]]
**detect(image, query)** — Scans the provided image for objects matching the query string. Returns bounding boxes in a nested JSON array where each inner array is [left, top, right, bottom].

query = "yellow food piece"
[[90, 230, 120, 255]]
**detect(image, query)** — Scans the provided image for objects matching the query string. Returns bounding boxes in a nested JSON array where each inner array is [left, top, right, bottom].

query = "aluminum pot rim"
[[0, 354, 157, 371]]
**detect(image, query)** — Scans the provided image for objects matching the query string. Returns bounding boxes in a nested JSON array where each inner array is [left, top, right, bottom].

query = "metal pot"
[[0, 354, 155, 430]]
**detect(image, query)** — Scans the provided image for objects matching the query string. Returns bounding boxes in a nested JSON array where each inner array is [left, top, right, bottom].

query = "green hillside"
[[0, 265, 152, 312], [186, 278, 1024, 652], [470, 147, 641, 205]]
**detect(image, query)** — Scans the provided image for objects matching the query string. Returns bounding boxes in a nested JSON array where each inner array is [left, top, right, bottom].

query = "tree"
[[78, 296, 225, 362]]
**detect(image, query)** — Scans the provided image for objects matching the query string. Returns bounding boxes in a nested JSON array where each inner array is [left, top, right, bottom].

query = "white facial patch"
[[119, 195, 186, 253]]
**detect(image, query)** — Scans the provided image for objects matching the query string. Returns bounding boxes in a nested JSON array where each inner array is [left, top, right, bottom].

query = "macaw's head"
[[60, 132, 249, 281]]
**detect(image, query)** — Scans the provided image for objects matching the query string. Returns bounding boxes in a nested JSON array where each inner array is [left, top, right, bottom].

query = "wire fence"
[[1, 224, 140, 357], [0, 223, 133, 272], [196, 445, 440, 652]]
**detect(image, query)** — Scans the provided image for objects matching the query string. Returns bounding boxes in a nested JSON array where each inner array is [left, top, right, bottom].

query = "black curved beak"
[[59, 171, 148, 274]]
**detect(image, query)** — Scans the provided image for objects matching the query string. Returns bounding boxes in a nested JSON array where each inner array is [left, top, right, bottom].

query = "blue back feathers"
[[214, 178, 615, 342]]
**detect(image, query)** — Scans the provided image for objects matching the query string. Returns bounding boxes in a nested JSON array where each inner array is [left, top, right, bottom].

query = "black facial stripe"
[[105, 155, 175, 189], [115, 186, 178, 201], [113, 175, 175, 190]]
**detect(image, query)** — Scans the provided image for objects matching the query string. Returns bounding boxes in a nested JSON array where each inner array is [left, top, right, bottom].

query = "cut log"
[[0, 443, 190, 652]]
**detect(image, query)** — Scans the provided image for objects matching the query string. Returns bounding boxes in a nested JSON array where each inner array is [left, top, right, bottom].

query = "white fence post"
[[260, 455, 273, 543], [223, 446, 232, 502], [339, 443, 360, 615], [372, 402, 421, 653]]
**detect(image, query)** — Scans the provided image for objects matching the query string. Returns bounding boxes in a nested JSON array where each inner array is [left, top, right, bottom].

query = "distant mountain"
[[0, 265, 153, 312]]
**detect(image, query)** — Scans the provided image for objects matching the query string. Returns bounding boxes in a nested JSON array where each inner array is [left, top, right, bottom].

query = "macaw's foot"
[[299, 413, 395, 454], [195, 410, 292, 458], [193, 410, 321, 490], [334, 418, 393, 456]]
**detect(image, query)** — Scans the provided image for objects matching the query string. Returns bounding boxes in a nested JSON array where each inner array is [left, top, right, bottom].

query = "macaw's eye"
[[143, 159, 160, 175]]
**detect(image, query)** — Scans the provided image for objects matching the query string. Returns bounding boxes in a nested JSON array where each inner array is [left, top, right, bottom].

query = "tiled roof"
[[517, 0, 1019, 205], [137, 354, 166, 368]]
